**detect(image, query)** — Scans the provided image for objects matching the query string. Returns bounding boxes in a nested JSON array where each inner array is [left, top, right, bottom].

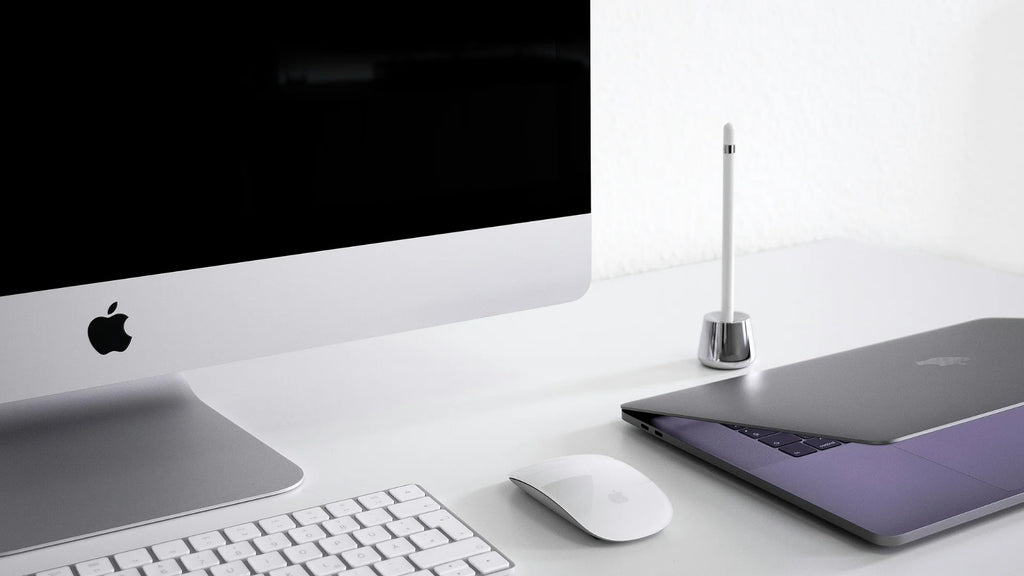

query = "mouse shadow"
[[452, 481, 602, 552]]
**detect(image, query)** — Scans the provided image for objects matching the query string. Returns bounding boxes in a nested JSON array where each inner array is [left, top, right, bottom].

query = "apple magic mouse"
[[509, 454, 673, 542]]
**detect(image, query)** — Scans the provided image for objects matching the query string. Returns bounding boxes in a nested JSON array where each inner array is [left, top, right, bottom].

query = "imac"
[[0, 2, 590, 556]]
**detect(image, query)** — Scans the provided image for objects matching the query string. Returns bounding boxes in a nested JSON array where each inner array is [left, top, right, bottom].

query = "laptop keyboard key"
[[739, 428, 777, 439], [759, 433, 802, 448], [780, 443, 818, 457], [803, 437, 842, 450]]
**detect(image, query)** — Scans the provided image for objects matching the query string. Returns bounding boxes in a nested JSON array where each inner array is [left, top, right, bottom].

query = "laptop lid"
[[622, 318, 1024, 444]]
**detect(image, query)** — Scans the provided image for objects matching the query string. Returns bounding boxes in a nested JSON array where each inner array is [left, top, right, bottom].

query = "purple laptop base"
[[623, 404, 1024, 546]]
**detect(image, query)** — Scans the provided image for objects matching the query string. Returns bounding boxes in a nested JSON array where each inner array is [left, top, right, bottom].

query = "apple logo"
[[916, 357, 969, 367], [88, 302, 132, 355], [608, 490, 629, 504]]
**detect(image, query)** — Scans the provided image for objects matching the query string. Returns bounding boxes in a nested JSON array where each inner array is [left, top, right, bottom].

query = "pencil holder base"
[[698, 311, 755, 369]]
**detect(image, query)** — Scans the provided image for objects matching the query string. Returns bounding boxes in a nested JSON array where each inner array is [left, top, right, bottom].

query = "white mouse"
[[509, 454, 673, 542]]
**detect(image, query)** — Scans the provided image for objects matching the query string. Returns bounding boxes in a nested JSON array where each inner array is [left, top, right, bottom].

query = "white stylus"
[[698, 122, 754, 369], [722, 123, 735, 323]]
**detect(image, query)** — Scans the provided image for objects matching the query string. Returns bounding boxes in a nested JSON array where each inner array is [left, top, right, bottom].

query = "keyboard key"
[[288, 524, 327, 544], [292, 506, 330, 526], [76, 559, 116, 576], [246, 551, 287, 573], [342, 546, 383, 568], [322, 516, 361, 535], [389, 497, 440, 519], [803, 437, 843, 450], [306, 555, 347, 576], [189, 531, 226, 551], [468, 551, 510, 575], [389, 485, 425, 502], [142, 560, 183, 576], [325, 499, 362, 518], [115, 549, 154, 569], [795, 433, 816, 439], [224, 523, 262, 543], [37, 569, 74, 576], [319, 533, 358, 555], [419, 510, 472, 541], [152, 541, 191, 560], [434, 560, 474, 576], [374, 557, 416, 576], [739, 428, 777, 439], [410, 529, 449, 550], [113, 570, 143, 576], [259, 515, 297, 534], [254, 532, 293, 553], [408, 537, 491, 570], [759, 432, 802, 448], [268, 567, 309, 576], [418, 509, 455, 528], [438, 520, 474, 541], [387, 517, 425, 537], [358, 491, 396, 510], [354, 525, 392, 546], [180, 551, 219, 571], [780, 443, 819, 457], [346, 568, 377, 576], [377, 537, 415, 558], [218, 541, 257, 561], [721, 423, 745, 430], [209, 562, 250, 576], [284, 542, 324, 563], [356, 508, 393, 527]]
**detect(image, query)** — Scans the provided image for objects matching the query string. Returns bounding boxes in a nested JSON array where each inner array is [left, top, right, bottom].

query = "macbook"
[[622, 318, 1024, 545]]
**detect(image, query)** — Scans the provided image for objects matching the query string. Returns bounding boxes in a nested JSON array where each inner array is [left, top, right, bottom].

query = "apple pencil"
[[698, 122, 754, 369], [722, 123, 735, 323]]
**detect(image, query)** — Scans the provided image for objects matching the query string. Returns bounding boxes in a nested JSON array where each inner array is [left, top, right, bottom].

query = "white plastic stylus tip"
[[723, 123, 734, 145]]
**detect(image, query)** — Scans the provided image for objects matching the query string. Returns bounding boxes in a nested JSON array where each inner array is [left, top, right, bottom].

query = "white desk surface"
[[6, 239, 1024, 575]]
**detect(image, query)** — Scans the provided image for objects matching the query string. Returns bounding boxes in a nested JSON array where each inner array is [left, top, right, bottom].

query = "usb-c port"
[[654, 430, 663, 437], [640, 424, 650, 431]]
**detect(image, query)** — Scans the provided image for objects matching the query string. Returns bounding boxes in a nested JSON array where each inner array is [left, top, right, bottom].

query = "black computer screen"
[[3, 2, 590, 296]]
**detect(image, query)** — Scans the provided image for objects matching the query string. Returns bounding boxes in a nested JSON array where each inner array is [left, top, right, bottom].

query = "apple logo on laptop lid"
[[916, 357, 969, 367]]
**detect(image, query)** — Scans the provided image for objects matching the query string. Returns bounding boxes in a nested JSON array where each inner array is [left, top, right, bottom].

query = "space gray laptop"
[[622, 318, 1024, 545]]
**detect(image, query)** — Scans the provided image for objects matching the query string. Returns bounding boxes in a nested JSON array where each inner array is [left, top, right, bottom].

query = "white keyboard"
[[36, 485, 513, 576]]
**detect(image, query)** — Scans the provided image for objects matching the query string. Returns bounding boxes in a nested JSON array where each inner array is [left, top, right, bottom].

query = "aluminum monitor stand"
[[0, 374, 303, 556]]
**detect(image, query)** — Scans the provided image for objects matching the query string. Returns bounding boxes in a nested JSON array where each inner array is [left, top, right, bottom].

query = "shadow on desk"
[[456, 482, 609, 551], [475, 359, 719, 410], [563, 359, 714, 394]]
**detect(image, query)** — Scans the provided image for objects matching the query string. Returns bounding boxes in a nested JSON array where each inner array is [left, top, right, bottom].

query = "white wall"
[[591, 0, 1024, 279]]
